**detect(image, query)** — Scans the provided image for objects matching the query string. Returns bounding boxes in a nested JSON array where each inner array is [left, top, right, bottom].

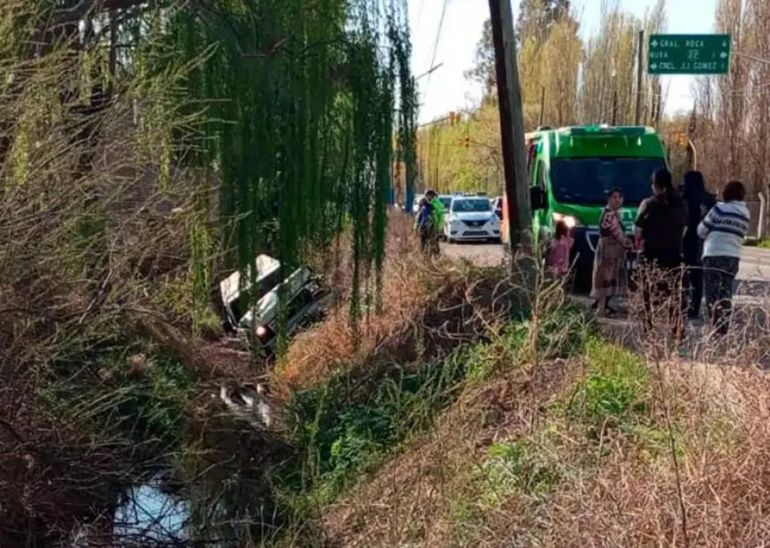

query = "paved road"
[[443, 241, 770, 365], [441, 241, 505, 268], [739, 246, 770, 281], [442, 241, 770, 296]]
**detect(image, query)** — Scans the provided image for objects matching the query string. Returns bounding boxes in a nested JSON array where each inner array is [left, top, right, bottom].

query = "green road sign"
[[648, 34, 731, 75]]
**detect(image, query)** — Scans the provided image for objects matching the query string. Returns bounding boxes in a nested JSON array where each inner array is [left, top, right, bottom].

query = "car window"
[[228, 268, 283, 323], [451, 199, 493, 213], [285, 288, 314, 321]]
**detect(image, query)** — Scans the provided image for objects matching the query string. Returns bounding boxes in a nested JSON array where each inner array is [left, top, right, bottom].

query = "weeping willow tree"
[[158, 0, 415, 329]]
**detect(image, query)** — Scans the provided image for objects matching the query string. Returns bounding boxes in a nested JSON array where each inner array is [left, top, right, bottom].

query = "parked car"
[[411, 194, 453, 216], [490, 196, 503, 219], [219, 255, 328, 353], [444, 196, 501, 243], [437, 194, 453, 211], [411, 194, 424, 213]]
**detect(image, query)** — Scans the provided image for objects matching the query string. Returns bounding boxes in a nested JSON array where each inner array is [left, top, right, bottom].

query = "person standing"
[[634, 169, 687, 337], [546, 220, 574, 278], [415, 196, 434, 255], [427, 190, 445, 256], [682, 171, 716, 319], [698, 180, 750, 336], [591, 188, 630, 316]]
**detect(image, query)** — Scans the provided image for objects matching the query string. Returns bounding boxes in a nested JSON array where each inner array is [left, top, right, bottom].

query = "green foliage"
[[116, 353, 192, 450], [627, 423, 684, 462], [158, 0, 415, 334], [466, 305, 592, 382], [283, 306, 591, 508], [285, 347, 470, 503], [43, 350, 192, 455], [188, 209, 215, 335], [151, 274, 201, 330], [418, 105, 504, 195], [481, 439, 560, 502], [450, 498, 483, 546], [465, 341, 501, 382], [517, 0, 573, 46], [56, 211, 109, 279], [528, 304, 594, 358], [744, 237, 770, 249], [569, 339, 650, 429]]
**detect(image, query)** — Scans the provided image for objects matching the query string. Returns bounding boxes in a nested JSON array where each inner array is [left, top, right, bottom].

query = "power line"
[[424, 0, 449, 95], [734, 50, 770, 66]]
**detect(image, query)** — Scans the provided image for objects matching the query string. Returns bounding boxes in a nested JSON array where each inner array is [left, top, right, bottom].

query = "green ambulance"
[[501, 125, 668, 291]]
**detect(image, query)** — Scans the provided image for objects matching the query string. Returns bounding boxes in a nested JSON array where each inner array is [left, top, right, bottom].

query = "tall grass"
[[313, 257, 770, 547]]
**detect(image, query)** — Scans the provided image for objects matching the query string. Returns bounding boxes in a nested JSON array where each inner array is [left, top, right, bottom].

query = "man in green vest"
[[425, 190, 445, 256]]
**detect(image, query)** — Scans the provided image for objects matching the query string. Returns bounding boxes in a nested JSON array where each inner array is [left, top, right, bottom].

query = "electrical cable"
[[423, 0, 450, 95]]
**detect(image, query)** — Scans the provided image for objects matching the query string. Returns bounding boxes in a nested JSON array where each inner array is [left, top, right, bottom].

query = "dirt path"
[[440, 242, 505, 268]]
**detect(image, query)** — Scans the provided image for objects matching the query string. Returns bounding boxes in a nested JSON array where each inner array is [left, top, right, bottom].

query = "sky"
[[409, 0, 719, 124]]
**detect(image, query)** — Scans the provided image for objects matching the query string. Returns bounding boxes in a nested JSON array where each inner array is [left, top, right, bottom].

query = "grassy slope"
[[264, 223, 770, 546], [318, 340, 770, 547]]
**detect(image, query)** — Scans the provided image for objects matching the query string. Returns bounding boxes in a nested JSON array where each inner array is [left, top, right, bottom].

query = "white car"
[[490, 196, 503, 219], [413, 193, 452, 213], [219, 255, 327, 353], [411, 194, 424, 213], [444, 196, 501, 243]]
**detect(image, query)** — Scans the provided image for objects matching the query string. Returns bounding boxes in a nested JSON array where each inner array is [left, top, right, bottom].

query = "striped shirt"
[[697, 201, 750, 258]]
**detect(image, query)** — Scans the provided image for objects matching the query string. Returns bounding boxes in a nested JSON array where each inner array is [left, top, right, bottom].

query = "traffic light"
[[447, 111, 464, 125], [463, 135, 470, 148]]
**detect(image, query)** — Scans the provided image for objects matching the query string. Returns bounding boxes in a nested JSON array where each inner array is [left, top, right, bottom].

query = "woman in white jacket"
[[697, 181, 750, 335]]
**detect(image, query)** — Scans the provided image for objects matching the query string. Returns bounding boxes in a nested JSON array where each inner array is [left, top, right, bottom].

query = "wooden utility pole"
[[612, 89, 618, 125], [538, 86, 546, 126], [686, 106, 697, 170], [488, 0, 531, 259], [635, 29, 644, 125]]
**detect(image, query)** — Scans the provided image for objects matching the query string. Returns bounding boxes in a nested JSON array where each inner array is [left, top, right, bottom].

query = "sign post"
[[648, 34, 731, 75]]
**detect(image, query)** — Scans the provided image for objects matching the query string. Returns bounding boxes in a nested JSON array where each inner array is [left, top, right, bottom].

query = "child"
[[546, 220, 574, 277]]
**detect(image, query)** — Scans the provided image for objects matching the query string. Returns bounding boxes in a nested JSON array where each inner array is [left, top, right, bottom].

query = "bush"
[[285, 346, 471, 503], [45, 350, 193, 455], [569, 339, 650, 429], [482, 439, 560, 501], [743, 237, 770, 248]]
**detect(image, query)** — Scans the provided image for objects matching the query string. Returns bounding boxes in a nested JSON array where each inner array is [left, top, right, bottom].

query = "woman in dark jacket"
[[634, 168, 687, 338], [682, 171, 715, 319]]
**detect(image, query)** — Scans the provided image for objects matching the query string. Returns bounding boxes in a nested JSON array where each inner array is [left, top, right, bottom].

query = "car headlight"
[[552, 212, 582, 229], [255, 324, 274, 342]]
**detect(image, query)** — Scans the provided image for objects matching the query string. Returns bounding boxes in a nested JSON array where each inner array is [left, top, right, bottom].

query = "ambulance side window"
[[536, 161, 546, 189]]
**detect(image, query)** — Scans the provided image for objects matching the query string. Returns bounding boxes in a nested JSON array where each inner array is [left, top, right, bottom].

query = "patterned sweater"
[[697, 201, 750, 258]]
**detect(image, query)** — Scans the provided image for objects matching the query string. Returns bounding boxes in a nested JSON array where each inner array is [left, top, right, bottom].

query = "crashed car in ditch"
[[219, 254, 328, 353]]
